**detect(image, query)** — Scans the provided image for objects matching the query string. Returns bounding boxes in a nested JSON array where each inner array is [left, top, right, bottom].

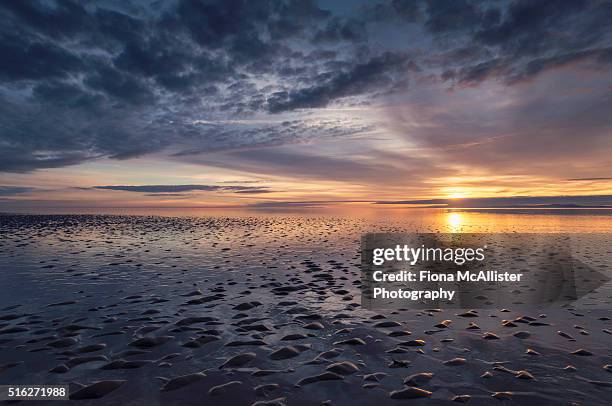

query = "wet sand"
[[0, 213, 610, 405]]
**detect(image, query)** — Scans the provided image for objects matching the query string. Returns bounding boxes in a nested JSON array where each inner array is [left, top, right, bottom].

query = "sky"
[[1, 0, 612, 210]]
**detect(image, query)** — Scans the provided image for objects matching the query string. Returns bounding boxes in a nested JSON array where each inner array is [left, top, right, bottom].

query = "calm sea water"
[[3, 207, 612, 232]]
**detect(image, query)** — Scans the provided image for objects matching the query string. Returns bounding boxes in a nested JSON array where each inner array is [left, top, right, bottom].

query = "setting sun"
[[449, 193, 466, 199]]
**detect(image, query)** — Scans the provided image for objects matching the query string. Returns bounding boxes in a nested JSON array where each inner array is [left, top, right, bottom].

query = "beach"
[[0, 210, 611, 405]]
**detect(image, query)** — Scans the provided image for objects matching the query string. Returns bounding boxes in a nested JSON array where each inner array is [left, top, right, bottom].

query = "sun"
[[448, 193, 466, 199], [443, 187, 469, 200]]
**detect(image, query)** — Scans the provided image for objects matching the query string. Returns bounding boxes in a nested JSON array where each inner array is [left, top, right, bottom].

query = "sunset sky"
[[1, 0, 612, 210]]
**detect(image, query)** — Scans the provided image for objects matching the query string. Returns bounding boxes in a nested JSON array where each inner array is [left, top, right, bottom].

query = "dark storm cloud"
[[266, 52, 411, 113], [448, 46, 612, 87], [425, 0, 495, 33], [94, 184, 271, 193], [85, 65, 154, 105], [1, 0, 611, 174], [472, 0, 593, 54], [0, 1, 89, 39], [0, 0, 391, 172], [32, 81, 102, 107], [362, 0, 423, 22], [0, 34, 83, 81], [435, 0, 612, 85], [312, 17, 365, 43]]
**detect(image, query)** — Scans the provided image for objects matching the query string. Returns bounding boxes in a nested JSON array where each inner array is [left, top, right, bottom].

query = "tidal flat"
[[0, 211, 611, 405]]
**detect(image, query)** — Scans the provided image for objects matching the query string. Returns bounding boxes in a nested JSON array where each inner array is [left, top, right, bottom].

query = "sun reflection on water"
[[447, 211, 464, 233]]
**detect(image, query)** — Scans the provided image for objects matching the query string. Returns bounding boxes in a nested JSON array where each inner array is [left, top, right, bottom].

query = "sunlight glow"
[[447, 212, 464, 233], [448, 193, 466, 199]]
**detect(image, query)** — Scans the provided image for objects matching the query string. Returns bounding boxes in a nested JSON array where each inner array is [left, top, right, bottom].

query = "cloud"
[[376, 195, 612, 208], [142, 193, 190, 197], [0, 34, 83, 81], [266, 52, 413, 112], [567, 178, 612, 181], [175, 139, 455, 194], [472, 0, 593, 54], [437, 0, 612, 85], [0, 0, 359, 172], [425, 0, 493, 33], [93, 184, 271, 194], [233, 189, 273, 194], [0, 0, 611, 182], [382, 67, 612, 181], [312, 17, 365, 44], [248, 200, 370, 208], [0, 186, 34, 196], [84, 65, 154, 106]]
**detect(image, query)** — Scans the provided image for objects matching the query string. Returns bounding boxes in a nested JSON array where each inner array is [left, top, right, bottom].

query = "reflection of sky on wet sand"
[[0, 211, 610, 405], [5, 207, 611, 233], [2, 211, 611, 302], [3, 208, 611, 307]]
